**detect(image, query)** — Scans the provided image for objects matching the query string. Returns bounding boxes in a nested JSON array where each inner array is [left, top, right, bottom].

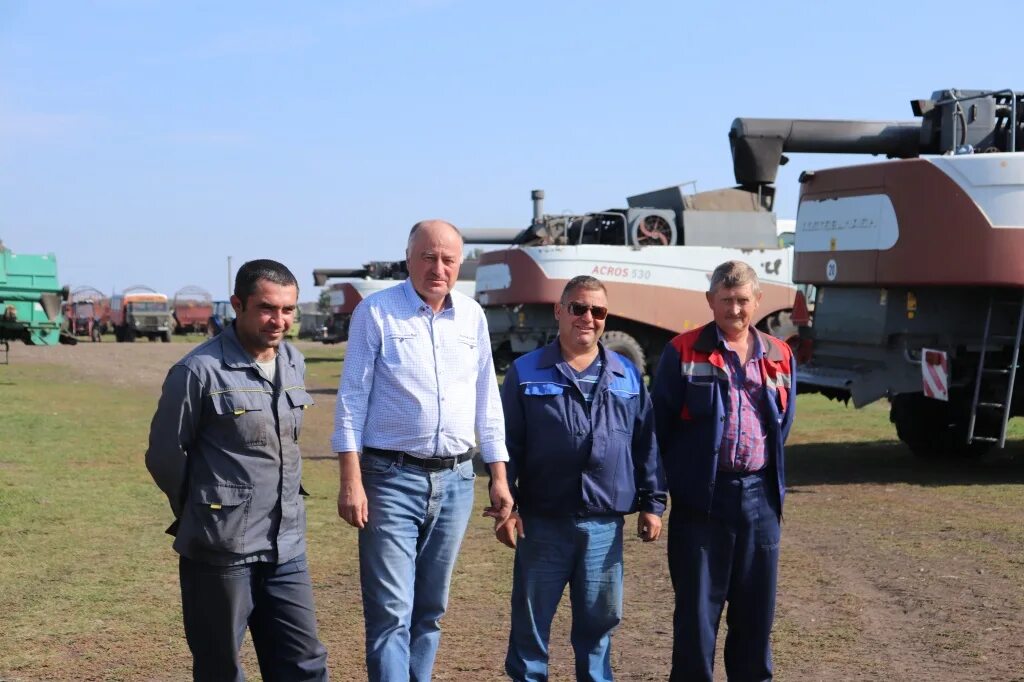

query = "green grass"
[[2, 350, 1023, 680]]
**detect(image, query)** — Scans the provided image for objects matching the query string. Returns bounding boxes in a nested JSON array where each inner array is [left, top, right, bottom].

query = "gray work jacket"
[[145, 324, 314, 565]]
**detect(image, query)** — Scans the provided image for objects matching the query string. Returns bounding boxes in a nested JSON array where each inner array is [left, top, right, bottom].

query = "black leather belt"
[[363, 446, 473, 472]]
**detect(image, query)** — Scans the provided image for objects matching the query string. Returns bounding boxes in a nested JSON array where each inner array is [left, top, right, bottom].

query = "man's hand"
[[637, 511, 662, 542], [482, 462, 514, 526], [337, 451, 368, 529], [495, 511, 525, 549]]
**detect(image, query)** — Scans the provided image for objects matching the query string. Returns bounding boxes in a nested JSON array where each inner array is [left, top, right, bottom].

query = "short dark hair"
[[560, 275, 607, 304], [234, 259, 299, 308]]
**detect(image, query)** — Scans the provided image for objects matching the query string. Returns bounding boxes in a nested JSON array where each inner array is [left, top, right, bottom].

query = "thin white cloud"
[[330, 0, 462, 27], [151, 25, 318, 64], [165, 130, 251, 146], [0, 111, 96, 141]]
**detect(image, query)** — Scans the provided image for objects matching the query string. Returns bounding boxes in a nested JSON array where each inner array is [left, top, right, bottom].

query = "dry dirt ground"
[[4, 340, 1023, 681]]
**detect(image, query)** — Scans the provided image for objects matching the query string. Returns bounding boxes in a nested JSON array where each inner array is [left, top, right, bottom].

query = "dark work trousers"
[[179, 554, 329, 682], [667, 469, 781, 682]]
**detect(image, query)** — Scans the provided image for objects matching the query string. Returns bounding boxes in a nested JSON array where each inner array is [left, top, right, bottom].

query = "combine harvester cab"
[[731, 87, 1024, 457], [0, 241, 71, 358], [470, 187, 800, 376], [312, 259, 480, 344]]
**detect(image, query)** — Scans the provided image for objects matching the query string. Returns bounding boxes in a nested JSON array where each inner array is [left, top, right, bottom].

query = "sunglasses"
[[566, 302, 608, 320]]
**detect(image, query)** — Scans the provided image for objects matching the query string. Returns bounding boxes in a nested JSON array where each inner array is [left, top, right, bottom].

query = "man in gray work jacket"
[[146, 259, 328, 682]]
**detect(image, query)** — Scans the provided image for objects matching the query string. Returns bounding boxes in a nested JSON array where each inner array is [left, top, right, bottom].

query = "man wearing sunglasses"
[[496, 275, 666, 682], [652, 260, 795, 682]]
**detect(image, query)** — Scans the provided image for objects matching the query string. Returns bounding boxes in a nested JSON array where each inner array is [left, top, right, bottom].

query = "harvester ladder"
[[967, 292, 1024, 447]]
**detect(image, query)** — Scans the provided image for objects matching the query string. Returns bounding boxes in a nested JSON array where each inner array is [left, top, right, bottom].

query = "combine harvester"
[[312, 258, 485, 344], [731, 87, 1024, 457], [470, 186, 800, 375], [0, 240, 72, 361]]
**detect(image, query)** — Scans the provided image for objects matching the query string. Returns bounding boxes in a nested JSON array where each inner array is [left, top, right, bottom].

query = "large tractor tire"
[[890, 392, 993, 460], [757, 310, 798, 342], [603, 331, 646, 374]]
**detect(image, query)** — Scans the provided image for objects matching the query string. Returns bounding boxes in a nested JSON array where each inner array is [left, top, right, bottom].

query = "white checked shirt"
[[331, 279, 509, 464]]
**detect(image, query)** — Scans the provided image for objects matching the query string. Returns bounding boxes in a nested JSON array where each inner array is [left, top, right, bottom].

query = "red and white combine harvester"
[[731, 87, 1024, 457], [467, 186, 801, 377], [312, 260, 479, 344]]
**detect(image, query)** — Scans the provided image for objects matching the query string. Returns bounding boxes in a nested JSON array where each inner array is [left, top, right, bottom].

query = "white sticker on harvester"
[[825, 259, 838, 281]]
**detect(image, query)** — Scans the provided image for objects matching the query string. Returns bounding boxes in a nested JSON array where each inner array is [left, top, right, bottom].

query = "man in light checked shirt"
[[332, 219, 514, 681]]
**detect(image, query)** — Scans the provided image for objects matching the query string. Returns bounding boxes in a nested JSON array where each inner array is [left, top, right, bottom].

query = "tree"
[[317, 289, 331, 314]]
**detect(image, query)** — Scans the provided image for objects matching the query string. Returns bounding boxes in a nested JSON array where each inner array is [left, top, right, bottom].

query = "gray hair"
[[560, 275, 607, 304], [406, 220, 465, 255], [708, 260, 761, 295]]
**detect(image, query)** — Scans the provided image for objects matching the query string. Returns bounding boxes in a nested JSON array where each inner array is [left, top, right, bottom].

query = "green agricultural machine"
[[0, 240, 72, 361]]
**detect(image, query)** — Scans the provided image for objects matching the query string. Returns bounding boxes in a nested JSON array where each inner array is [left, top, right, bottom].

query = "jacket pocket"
[[209, 391, 269, 447], [188, 484, 252, 555], [684, 378, 716, 417], [285, 388, 314, 442]]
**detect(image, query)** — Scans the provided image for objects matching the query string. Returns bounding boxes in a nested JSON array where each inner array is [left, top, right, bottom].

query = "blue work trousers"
[[178, 553, 328, 682], [358, 452, 476, 682], [667, 470, 780, 682], [505, 515, 624, 682]]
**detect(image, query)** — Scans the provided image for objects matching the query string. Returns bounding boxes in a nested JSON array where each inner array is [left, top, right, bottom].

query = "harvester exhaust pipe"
[[531, 189, 544, 225]]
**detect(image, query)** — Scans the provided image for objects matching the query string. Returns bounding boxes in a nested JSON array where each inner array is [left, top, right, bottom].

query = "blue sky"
[[2, 0, 1018, 300]]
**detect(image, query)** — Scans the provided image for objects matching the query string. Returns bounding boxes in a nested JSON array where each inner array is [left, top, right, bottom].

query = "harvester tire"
[[890, 392, 993, 460], [757, 310, 798, 342], [603, 331, 646, 375]]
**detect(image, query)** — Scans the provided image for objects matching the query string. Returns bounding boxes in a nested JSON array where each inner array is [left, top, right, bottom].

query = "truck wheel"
[[603, 331, 646, 374], [161, 331, 171, 343]]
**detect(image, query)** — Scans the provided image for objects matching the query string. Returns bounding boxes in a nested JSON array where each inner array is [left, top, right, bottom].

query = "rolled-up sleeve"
[[145, 364, 202, 518], [331, 301, 379, 454], [475, 310, 508, 463]]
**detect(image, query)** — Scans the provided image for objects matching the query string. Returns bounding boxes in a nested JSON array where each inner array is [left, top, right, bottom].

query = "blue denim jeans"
[[358, 452, 476, 682], [667, 469, 781, 682], [178, 554, 328, 682], [505, 515, 624, 682]]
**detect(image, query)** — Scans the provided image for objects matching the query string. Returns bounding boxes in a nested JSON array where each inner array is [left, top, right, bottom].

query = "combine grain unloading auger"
[[730, 88, 1024, 457]]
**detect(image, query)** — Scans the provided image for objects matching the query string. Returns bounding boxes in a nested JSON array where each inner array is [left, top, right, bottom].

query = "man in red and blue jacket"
[[652, 261, 795, 682]]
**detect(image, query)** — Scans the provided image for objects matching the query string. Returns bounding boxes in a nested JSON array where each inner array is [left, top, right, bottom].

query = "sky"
[[2, 0, 1019, 301]]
